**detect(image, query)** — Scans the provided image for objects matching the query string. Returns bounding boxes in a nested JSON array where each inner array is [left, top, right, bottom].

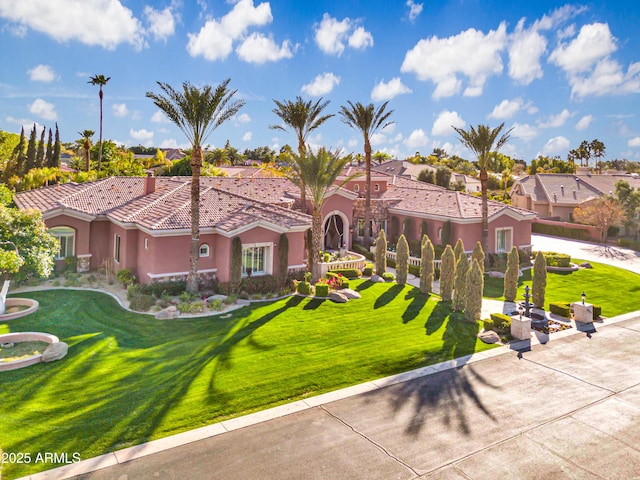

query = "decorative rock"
[[478, 331, 500, 344], [328, 291, 348, 303], [580, 262, 593, 269], [155, 305, 180, 320], [488, 271, 505, 278], [42, 342, 68, 363], [370, 274, 385, 283], [340, 288, 361, 299]]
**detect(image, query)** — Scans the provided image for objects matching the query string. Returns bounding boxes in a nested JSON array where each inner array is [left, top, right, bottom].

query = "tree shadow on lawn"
[[374, 284, 404, 309], [1, 294, 304, 476], [402, 288, 430, 324], [425, 300, 451, 335], [355, 280, 375, 292], [303, 298, 325, 310]]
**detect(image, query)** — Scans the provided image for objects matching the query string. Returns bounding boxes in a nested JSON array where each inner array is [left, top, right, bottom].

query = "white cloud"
[[187, 0, 272, 61], [29, 98, 56, 120], [151, 110, 170, 123], [159, 138, 189, 149], [401, 23, 507, 98], [406, 0, 423, 21], [236, 33, 295, 64], [28, 64, 56, 82], [112, 103, 129, 117], [129, 128, 154, 142], [370, 77, 412, 101], [144, 6, 176, 42], [550, 23, 617, 73], [541, 136, 570, 155], [569, 59, 640, 98], [348, 26, 373, 50], [431, 110, 465, 136], [575, 115, 594, 131], [0, 0, 145, 50], [488, 98, 526, 119], [538, 109, 572, 128], [511, 122, 539, 141], [242, 131, 252, 142], [508, 18, 547, 85], [370, 133, 386, 146], [314, 13, 373, 56], [348, 138, 358, 149], [301, 72, 340, 96], [628, 137, 640, 148], [237, 113, 251, 123], [404, 129, 429, 148]]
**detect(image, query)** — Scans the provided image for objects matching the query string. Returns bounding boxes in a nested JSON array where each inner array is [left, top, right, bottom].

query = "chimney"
[[144, 172, 156, 195]]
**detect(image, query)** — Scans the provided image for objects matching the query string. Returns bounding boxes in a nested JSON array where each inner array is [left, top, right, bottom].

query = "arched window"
[[199, 244, 210, 257], [49, 227, 75, 260], [374, 183, 380, 192], [354, 184, 360, 192]]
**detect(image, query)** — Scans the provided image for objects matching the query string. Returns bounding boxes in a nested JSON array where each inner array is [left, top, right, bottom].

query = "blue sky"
[[1, 0, 640, 163]]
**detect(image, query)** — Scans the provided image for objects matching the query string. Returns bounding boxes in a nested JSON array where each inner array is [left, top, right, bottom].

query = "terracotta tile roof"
[[13, 182, 85, 211]]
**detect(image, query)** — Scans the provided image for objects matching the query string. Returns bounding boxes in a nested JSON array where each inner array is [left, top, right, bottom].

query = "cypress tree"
[[465, 259, 484, 322], [26, 124, 37, 172], [35, 126, 46, 168], [230, 236, 243, 289], [5, 127, 26, 180], [396, 234, 409, 285], [420, 220, 428, 239], [454, 238, 465, 262], [51, 123, 61, 168], [277, 233, 289, 287], [453, 253, 469, 311], [503, 246, 519, 302], [441, 220, 452, 246], [375, 229, 387, 275], [440, 244, 455, 301], [471, 241, 485, 274], [420, 234, 434, 294], [45, 128, 53, 167], [532, 251, 547, 308]]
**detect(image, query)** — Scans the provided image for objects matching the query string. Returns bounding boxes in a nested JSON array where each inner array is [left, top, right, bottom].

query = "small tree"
[[471, 241, 485, 274], [439, 245, 455, 301], [465, 259, 484, 322], [453, 253, 469, 311], [532, 251, 547, 308], [503, 246, 519, 302], [375, 229, 387, 275], [440, 220, 452, 246], [420, 234, 434, 294], [403, 217, 412, 239], [453, 238, 465, 262], [277, 233, 289, 287], [573, 196, 625, 243], [420, 220, 428, 239], [396, 234, 409, 285]]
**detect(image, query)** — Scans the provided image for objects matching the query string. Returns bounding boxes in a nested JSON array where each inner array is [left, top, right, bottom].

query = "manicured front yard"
[[0, 281, 490, 479]]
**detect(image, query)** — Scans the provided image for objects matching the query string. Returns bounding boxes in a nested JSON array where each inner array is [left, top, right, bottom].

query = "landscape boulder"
[[478, 331, 500, 344], [580, 262, 593, 269], [340, 289, 361, 299], [155, 305, 179, 320], [328, 291, 348, 303], [42, 342, 68, 363], [370, 274, 385, 283]]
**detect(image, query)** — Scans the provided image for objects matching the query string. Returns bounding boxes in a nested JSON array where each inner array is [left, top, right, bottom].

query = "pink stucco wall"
[[45, 215, 91, 256]]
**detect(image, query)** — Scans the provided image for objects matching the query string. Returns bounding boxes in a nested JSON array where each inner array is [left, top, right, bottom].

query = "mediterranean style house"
[[14, 171, 536, 284]]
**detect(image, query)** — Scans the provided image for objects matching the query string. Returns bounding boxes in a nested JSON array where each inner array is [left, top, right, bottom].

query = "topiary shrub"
[[532, 251, 547, 308], [542, 252, 571, 268], [453, 238, 465, 262], [129, 293, 155, 312], [277, 233, 289, 287], [441, 220, 452, 246], [315, 282, 329, 297], [296, 281, 311, 295], [549, 301, 571, 317], [240, 275, 278, 294], [328, 268, 362, 279], [375, 230, 387, 275], [471, 241, 485, 274], [440, 245, 456, 301], [381, 272, 395, 282], [483, 318, 495, 331], [420, 235, 434, 294], [403, 218, 413, 239], [230, 236, 242, 287], [490, 312, 512, 334], [464, 260, 484, 322], [453, 254, 469, 311], [420, 220, 428, 240], [396, 234, 409, 285], [116, 268, 137, 287], [363, 262, 373, 276], [503, 246, 519, 302]]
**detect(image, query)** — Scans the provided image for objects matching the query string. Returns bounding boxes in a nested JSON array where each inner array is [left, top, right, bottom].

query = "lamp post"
[[518, 305, 524, 320], [581, 291, 586, 305]]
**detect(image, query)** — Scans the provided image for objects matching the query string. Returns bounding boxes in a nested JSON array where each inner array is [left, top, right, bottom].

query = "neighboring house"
[[161, 148, 187, 161], [371, 160, 480, 193], [511, 171, 640, 221], [15, 171, 536, 284]]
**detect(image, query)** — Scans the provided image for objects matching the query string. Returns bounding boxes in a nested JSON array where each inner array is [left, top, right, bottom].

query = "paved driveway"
[[532, 234, 640, 274]]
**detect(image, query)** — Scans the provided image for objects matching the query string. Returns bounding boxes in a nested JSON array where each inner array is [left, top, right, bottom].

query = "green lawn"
[[483, 260, 640, 317], [0, 281, 491, 479]]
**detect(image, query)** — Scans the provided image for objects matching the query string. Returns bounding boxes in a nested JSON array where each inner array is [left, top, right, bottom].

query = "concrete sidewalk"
[[18, 310, 640, 480]]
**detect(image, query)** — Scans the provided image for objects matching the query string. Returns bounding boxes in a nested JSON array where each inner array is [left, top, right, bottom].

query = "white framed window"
[[50, 226, 75, 260], [242, 242, 272, 276], [144, 238, 149, 250], [438, 227, 443, 240], [374, 183, 380, 192], [114, 234, 121, 263], [495, 227, 513, 253], [199, 244, 210, 257], [354, 184, 360, 192]]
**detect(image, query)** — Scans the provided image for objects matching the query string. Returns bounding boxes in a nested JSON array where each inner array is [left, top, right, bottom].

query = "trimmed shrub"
[[296, 281, 311, 295], [439, 245, 456, 301], [396, 234, 409, 285], [618, 238, 640, 251], [532, 222, 592, 241], [453, 238, 465, 262], [116, 268, 137, 287], [542, 252, 571, 268], [363, 262, 373, 276], [549, 301, 571, 317], [420, 220, 428, 239], [277, 233, 289, 287], [471, 241, 485, 274], [593, 304, 602, 320], [240, 275, 278, 294], [64, 256, 78, 273], [503, 246, 519, 302], [328, 268, 362, 279], [375, 230, 387, 275], [420, 235, 435, 294], [490, 313, 512, 334], [315, 282, 329, 297], [408, 264, 420, 276], [129, 293, 155, 312], [483, 318, 495, 331], [441, 220, 452, 246], [403, 217, 413, 238], [352, 243, 374, 260], [464, 260, 484, 322], [408, 240, 421, 257], [453, 254, 469, 311], [381, 272, 395, 282], [532, 251, 547, 308]]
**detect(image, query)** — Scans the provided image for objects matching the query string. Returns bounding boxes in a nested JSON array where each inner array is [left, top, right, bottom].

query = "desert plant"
[[453, 238, 465, 262], [471, 241, 485, 274], [116, 268, 137, 287], [375, 229, 387, 275], [532, 251, 547, 308], [439, 245, 455, 301], [420, 235, 435, 294], [453, 253, 469, 311], [129, 293, 155, 312], [503, 246, 519, 302], [465, 259, 484, 322], [396, 234, 409, 285]]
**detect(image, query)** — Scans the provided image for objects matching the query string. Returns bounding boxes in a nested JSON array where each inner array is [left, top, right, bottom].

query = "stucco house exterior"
[[15, 172, 536, 284], [371, 160, 481, 193]]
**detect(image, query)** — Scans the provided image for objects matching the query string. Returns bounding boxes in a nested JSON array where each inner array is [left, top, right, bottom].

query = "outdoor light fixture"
[[518, 305, 524, 320], [581, 292, 586, 305]]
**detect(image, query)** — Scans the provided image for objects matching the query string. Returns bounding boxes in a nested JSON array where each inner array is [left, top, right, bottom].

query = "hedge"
[[296, 281, 311, 295], [351, 243, 374, 260], [550, 301, 571, 317], [363, 262, 373, 276], [542, 252, 571, 267], [532, 222, 592, 241], [618, 238, 640, 251], [328, 268, 362, 279], [381, 272, 395, 281], [315, 283, 329, 297], [490, 313, 512, 334], [483, 318, 495, 331]]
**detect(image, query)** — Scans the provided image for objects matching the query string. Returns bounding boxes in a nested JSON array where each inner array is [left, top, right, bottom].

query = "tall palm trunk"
[[311, 207, 323, 283], [480, 169, 489, 268], [363, 140, 372, 248], [188, 147, 202, 292], [98, 89, 104, 172], [298, 144, 307, 214]]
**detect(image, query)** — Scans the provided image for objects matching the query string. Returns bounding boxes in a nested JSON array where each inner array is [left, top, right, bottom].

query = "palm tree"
[[339, 101, 394, 248], [590, 139, 606, 174], [146, 80, 245, 293], [290, 147, 360, 283], [270, 96, 334, 214], [453, 123, 512, 264], [88, 74, 111, 172], [76, 130, 94, 171]]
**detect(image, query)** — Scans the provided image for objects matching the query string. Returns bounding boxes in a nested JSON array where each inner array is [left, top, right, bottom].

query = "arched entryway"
[[323, 211, 349, 251]]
